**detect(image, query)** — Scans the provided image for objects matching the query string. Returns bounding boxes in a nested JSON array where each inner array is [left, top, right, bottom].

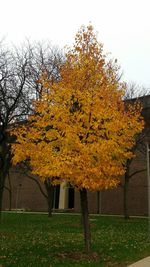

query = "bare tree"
[[0, 43, 31, 216], [124, 81, 150, 99], [23, 41, 64, 98], [0, 40, 64, 217], [122, 82, 150, 219], [122, 134, 146, 219], [11, 163, 55, 217]]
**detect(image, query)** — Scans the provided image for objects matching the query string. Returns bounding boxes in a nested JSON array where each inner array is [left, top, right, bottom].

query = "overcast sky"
[[1, 0, 150, 87]]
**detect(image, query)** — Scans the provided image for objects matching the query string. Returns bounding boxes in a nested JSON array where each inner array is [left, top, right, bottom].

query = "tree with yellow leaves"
[[12, 25, 144, 252]]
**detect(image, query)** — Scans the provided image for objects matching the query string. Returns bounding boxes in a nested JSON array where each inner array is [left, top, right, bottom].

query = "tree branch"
[[129, 168, 146, 179], [11, 169, 48, 199]]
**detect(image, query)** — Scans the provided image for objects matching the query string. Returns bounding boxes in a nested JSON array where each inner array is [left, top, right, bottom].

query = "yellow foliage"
[[11, 25, 144, 191]]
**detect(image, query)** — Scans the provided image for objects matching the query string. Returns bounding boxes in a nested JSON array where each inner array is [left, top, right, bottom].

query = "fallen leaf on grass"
[[53, 251, 100, 262]]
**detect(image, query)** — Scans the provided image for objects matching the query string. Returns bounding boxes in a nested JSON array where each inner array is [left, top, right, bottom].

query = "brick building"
[[2, 95, 150, 216]]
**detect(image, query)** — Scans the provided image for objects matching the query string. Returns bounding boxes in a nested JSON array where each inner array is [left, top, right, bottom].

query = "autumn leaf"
[[11, 24, 144, 191]]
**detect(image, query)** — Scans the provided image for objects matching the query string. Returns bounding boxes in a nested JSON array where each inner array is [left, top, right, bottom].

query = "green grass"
[[0, 212, 150, 266]]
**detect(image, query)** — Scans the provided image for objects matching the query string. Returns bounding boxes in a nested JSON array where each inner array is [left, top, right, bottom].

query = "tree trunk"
[[0, 168, 7, 219], [123, 171, 130, 220], [80, 188, 91, 253], [0, 175, 5, 219], [0, 131, 11, 218], [8, 172, 12, 211], [44, 179, 54, 217]]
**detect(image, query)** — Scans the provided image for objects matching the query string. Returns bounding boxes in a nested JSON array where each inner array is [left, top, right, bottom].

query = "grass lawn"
[[0, 212, 150, 267]]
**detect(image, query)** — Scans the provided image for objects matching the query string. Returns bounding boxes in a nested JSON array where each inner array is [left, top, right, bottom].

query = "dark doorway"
[[68, 187, 74, 209], [53, 185, 60, 209]]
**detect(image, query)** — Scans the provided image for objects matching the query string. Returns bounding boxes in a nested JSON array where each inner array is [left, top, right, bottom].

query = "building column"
[[58, 181, 68, 209]]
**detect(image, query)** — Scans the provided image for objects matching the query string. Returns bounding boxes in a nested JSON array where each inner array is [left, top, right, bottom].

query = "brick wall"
[[2, 95, 150, 215]]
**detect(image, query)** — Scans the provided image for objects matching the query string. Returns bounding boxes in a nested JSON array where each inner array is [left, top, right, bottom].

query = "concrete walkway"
[[128, 256, 150, 266]]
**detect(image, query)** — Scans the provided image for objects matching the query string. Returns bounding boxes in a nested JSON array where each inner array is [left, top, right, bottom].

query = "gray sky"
[[1, 0, 150, 87]]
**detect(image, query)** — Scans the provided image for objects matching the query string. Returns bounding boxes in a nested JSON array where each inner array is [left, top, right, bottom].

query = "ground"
[[0, 212, 150, 266]]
